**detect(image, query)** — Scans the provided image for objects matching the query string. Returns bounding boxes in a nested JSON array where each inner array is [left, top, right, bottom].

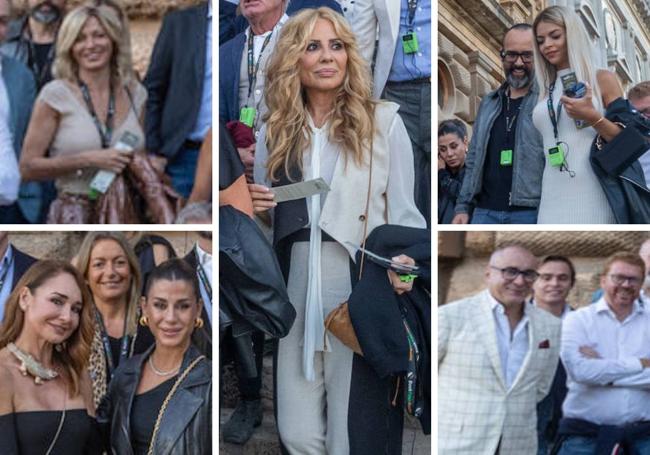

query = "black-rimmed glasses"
[[500, 51, 534, 63], [490, 266, 539, 283]]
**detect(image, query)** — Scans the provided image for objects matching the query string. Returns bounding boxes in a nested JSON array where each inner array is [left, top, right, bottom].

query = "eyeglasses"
[[500, 51, 534, 63], [608, 274, 642, 286], [490, 266, 539, 283]]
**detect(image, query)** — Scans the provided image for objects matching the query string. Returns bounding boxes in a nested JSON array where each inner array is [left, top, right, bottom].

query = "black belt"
[[386, 77, 431, 86], [183, 139, 203, 150]]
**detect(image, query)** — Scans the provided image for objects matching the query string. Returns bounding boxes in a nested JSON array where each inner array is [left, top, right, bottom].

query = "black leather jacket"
[[97, 344, 211, 455], [590, 97, 650, 223]]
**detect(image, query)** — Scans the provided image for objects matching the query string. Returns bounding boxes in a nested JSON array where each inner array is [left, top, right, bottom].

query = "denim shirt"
[[455, 81, 544, 214]]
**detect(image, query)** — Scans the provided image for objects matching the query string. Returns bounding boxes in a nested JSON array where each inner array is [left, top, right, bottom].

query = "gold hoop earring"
[[139, 315, 149, 326], [194, 317, 204, 329]]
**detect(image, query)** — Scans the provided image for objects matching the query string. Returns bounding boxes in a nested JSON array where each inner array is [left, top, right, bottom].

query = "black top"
[[130, 377, 176, 455], [30, 42, 54, 89], [0, 409, 101, 454], [476, 93, 528, 212]]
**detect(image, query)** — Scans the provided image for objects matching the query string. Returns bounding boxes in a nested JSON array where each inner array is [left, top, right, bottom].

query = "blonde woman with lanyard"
[[531, 5, 624, 224], [74, 232, 148, 407], [97, 259, 211, 454]]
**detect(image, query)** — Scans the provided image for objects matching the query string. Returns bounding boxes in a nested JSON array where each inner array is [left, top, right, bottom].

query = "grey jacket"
[[455, 81, 544, 214]]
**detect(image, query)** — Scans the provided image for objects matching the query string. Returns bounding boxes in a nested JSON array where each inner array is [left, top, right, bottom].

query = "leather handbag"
[[324, 139, 374, 356]]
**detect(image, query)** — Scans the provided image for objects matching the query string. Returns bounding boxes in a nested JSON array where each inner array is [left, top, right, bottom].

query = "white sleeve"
[[385, 113, 426, 228], [253, 126, 271, 188], [0, 125, 19, 205], [561, 311, 643, 386]]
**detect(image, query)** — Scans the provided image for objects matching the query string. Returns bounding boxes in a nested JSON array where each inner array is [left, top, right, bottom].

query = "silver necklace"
[[148, 354, 179, 376], [8, 342, 58, 384]]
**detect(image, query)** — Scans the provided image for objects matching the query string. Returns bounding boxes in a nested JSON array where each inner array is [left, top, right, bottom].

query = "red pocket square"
[[538, 339, 550, 349]]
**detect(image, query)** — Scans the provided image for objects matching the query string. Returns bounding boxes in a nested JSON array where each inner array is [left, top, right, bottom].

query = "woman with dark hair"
[[98, 258, 211, 454], [438, 119, 469, 224], [250, 7, 425, 454], [0, 260, 99, 454]]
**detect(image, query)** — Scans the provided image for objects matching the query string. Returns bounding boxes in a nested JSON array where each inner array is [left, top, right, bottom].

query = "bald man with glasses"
[[439, 244, 561, 454]]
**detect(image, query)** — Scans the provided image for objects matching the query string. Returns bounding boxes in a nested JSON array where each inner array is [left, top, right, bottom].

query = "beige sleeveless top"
[[38, 79, 147, 195]]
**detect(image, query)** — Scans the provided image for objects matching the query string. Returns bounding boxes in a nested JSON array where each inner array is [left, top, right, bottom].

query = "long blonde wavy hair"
[[264, 7, 376, 182], [532, 6, 602, 109]]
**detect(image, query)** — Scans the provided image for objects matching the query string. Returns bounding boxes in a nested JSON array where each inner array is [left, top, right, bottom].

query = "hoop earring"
[[139, 315, 149, 327], [194, 317, 204, 329]]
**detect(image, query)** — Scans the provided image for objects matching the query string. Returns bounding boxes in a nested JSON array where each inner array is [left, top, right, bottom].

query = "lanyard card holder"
[[500, 149, 513, 166], [402, 31, 419, 54], [240, 107, 256, 128], [548, 143, 566, 167]]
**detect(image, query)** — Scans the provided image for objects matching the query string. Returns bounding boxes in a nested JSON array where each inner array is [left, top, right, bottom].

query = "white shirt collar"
[[488, 290, 529, 317], [195, 243, 211, 265], [595, 296, 644, 319]]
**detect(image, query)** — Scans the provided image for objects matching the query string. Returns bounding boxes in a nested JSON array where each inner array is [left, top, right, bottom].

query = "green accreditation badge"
[[239, 107, 256, 128], [401, 31, 419, 54], [500, 149, 513, 166], [548, 144, 565, 167]]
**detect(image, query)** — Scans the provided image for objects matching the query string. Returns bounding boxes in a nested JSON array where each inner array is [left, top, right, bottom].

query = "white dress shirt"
[[195, 244, 212, 324], [0, 61, 19, 205], [561, 297, 650, 424], [488, 292, 530, 390], [0, 245, 15, 321]]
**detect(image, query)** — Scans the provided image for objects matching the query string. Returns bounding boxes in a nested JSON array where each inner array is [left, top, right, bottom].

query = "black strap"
[[24, 25, 55, 88], [78, 80, 115, 148], [504, 88, 523, 147], [406, 0, 418, 27], [94, 309, 129, 379], [246, 31, 273, 103], [197, 261, 212, 303], [547, 82, 563, 144], [0, 253, 14, 292]]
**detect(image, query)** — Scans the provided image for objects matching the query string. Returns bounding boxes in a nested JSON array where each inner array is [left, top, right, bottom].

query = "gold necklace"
[[148, 354, 179, 377], [7, 342, 58, 384]]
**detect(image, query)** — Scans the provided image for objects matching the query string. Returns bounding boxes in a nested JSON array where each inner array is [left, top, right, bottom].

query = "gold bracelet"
[[590, 116, 605, 128]]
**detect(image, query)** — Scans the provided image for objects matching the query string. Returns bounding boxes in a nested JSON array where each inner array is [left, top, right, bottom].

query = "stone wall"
[[439, 231, 650, 308], [7, 231, 202, 260]]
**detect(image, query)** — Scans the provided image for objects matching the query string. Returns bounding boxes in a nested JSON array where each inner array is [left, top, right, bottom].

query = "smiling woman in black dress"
[[0, 260, 99, 454]]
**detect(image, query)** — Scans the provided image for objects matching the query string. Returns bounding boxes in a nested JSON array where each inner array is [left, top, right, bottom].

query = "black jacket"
[[11, 246, 36, 289], [184, 248, 213, 359], [590, 97, 650, 224], [144, 2, 209, 158], [348, 224, 431, 434], [97, 344, 211, 455], [438, 167, 465, 224]]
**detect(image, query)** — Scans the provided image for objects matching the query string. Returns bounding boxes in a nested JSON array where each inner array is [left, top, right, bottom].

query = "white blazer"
[[352, 0, 400, 97], [438, 291, 561, 454]]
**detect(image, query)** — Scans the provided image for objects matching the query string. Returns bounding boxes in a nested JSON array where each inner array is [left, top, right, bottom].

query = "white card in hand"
[[272, 178, 330, 203]]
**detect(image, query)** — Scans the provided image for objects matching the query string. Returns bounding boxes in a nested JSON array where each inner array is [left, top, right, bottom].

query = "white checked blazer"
[[438, 291, 562, 454]]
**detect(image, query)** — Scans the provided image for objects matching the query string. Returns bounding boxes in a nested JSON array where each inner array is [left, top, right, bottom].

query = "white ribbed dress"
[[532, 70, 616, 224]]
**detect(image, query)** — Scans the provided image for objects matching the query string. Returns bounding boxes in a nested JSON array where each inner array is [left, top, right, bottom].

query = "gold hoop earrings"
[[194, 317, 204, 329], [139, 315, 149, 327]]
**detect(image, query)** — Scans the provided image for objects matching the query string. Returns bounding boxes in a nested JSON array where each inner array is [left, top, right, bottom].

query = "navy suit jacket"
[[144, 1, 209, 159], [11, 246, 37, 289], [219, 0, 344, 122]]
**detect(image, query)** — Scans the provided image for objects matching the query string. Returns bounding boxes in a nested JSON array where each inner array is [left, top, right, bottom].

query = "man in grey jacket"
[[452, 23, 544, 224]]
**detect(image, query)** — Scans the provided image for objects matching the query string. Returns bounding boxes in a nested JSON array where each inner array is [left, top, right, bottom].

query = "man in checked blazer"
[[438, 244, 562, 454]]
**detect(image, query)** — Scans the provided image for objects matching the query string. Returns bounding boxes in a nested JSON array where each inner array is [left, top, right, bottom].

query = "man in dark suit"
[[144, 0, 211, 198], [183, 231, 212, 358], [0, 231, 37, 320]]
